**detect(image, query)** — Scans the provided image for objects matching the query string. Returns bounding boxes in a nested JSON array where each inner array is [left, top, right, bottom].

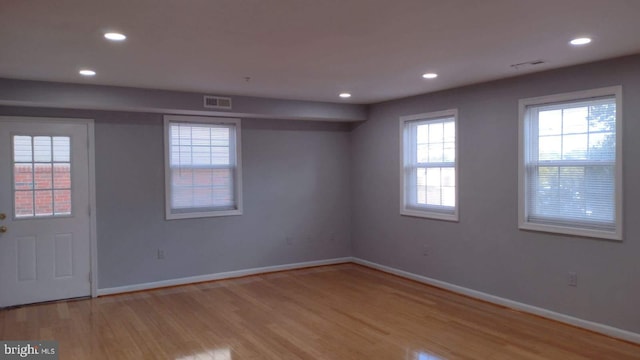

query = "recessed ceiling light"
[[339, 93, 352, 99], [104, 32, 126, 41], [79, 69, 96, 76], [422, 73, 438, 79], [570, 37, 591, 46]]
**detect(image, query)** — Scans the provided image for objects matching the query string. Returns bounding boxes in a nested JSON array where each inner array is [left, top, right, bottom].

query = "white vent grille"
[[203, 95, 232, 110]]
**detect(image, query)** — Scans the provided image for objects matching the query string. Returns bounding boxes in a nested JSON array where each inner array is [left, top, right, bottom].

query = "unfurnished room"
[[0, 0, 640, 359]]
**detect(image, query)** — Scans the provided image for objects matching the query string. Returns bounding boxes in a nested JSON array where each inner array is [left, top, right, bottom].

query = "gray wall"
[[0, 107, 352, 289], [350, 54, 640, 333]]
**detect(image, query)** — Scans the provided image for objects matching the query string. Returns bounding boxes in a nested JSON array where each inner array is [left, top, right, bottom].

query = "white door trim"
[[0, 116, 98, 298]]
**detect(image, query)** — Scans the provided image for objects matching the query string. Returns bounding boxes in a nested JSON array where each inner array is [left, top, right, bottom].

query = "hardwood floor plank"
[[1, 264, 638, 359]]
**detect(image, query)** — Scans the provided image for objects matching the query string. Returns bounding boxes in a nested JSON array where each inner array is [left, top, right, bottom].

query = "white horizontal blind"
[[168, 121, 237, 214], [403, 116, 456, 215], [524, 96, 616, 232]]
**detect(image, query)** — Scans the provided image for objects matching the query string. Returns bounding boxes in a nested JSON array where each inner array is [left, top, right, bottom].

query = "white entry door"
[[0, 117, 92, 307]]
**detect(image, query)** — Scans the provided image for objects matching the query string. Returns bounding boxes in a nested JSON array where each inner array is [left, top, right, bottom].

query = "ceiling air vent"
[[203, 95, 232, 110]]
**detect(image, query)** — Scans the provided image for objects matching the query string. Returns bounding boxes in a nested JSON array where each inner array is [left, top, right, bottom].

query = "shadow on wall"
[[242, 118, 352, 132]]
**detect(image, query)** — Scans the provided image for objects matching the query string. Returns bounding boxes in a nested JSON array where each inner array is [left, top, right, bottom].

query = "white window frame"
[[399, 109, 459, 221], [518, 86, 622, 240], [164, 115, 243, 220]]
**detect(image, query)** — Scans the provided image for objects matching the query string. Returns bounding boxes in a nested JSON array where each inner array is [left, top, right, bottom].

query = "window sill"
[[166, 209, 243, 220], [518, 221, 621, 241], [400, 208, 459, 222]]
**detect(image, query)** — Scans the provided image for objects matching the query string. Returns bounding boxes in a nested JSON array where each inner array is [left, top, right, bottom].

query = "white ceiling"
[[1, 0, 639, 104]]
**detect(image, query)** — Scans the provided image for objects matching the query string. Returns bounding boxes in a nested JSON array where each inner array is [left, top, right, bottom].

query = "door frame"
[[0, 116, 98, 298]]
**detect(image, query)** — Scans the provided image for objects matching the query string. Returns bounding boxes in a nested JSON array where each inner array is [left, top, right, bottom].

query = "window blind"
[[523, 96, 616, 232], [168, 121, 238, 214]]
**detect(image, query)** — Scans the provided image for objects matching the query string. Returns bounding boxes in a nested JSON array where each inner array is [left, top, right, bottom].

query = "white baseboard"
[[352, 257, 640, 345], [96, 256, 639, 345], [97, 257, 352, 296]]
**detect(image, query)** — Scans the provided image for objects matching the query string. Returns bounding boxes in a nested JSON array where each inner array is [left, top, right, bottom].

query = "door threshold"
[[2, 296, 91, 310]]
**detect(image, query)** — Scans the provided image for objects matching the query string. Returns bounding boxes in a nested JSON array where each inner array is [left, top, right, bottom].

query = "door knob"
[[0, 226, 6, 233], [0, 213, 5, 220]]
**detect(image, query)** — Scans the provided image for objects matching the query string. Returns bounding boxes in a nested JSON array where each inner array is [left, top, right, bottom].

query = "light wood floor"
[[1, 264, 638, 359]]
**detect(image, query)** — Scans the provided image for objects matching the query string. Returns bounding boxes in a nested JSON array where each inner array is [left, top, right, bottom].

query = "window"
[[519, 86, 622, 240], [400, 109, 458, 221], [13, 135, 72, 218], [164, 115, 242, 219]]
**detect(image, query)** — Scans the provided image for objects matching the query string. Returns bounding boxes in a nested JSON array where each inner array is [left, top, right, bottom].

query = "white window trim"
[[518, 86, 623, 240], [163, 115, 243, 220], [399, 109, 459, 221]]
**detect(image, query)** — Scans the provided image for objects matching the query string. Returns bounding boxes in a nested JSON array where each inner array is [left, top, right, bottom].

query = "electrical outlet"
[[568, 272, 578, 287], [157, 248, 165, 260], [422, 245, 431, 257]]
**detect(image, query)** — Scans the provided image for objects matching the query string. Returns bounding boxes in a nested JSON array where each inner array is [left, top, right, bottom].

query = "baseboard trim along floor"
[[97, 255, 639, 344], [351, 257, 640, 345], [96, 257, 352, 296]]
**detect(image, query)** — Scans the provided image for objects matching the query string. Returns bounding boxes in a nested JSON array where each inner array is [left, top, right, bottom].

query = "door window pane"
[[33, 136, 52, 162], [35, 190, 53, 216], [53, 137, 71, 162], [13, 135, 72, 218], [53, 164, 71, 188], [14, 164, 33, 190], [34, 163, 53, 189], [54, 190, 72, 215], [15, 191, 34, 217]]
